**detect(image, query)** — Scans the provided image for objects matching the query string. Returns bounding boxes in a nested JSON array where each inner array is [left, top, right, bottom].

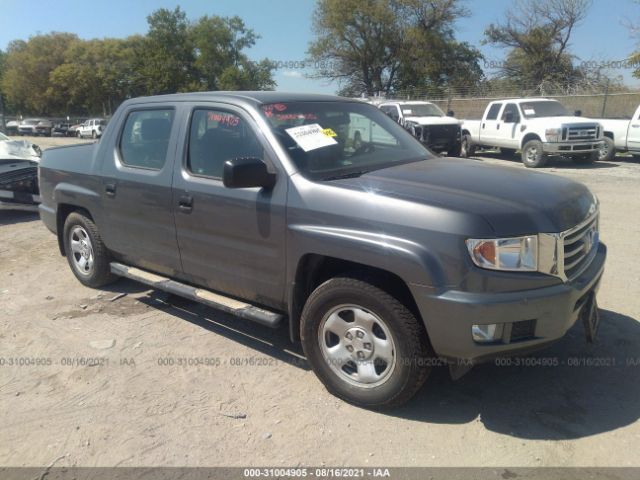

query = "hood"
[[526, 116, 599, 126], [0, 139, 41, 162], [330, 158, 595, 236], [404, 116, 460, 126]]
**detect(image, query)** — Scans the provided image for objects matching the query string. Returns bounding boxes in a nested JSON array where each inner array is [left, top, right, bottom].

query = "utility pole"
[[601, 78, 610, 118], [0, 94, 6, 133]]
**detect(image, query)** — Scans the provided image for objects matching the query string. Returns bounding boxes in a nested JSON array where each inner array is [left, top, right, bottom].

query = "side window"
[[381, 106, 399, 122], [119, 109, 174, 170], [502, 103, 520, 122], [485, 103, 502, 120], [188, 109, 264, 179]]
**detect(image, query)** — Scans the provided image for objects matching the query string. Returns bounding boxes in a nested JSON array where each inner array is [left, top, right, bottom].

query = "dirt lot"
[[1, 137, 640, 468]]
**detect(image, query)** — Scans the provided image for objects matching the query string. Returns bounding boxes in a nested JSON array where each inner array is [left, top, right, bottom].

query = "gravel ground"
[[1, 137, 639, 468]]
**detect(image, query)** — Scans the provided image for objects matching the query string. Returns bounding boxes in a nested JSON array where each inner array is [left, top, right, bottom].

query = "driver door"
[[172, 104, 287, 309]]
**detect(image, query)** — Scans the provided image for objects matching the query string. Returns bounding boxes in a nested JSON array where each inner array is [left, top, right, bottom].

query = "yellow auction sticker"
[[322, 128, 337, 137]]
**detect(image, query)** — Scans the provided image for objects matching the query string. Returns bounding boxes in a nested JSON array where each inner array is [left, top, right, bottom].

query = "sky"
[[0, 0, 638, 93]]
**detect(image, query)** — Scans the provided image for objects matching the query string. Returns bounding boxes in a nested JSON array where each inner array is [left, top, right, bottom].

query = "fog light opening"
[[472, 323, 503, 343]]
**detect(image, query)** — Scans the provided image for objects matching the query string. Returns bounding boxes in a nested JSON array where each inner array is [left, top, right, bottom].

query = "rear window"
[[485, 103, 502, 120], [119, 109, 174, 170]]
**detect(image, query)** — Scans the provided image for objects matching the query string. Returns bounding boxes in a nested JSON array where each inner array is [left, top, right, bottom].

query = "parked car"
[[5, 120, 19, 136], [0, 131, 41, 210], [18, 118, 43, 136], [377, 100, 462, 156], [38, 92, 606, 408], [461, 98, 604, 167], [34, 119, 54, 137], [77, 118, 107, 139], [52, 123, 72, 137], [595, 104, 640, 161], [68, 123, 84, 137]]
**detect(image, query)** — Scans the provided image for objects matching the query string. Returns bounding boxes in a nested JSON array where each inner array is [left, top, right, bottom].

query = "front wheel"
[[92, 130, 97, 139], [521, 139, 547, 168], [301, 275, 432, 409], [598, 137, 615, 161], [63, 212, 117, 288], [460, 134, 476, 158]]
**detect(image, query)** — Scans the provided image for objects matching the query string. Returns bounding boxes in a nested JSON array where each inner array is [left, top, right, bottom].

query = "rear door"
[[172, 103, 287, 309], [628, 107, 640, 153], [99, 106, 183, 276], [480, 102, 503, 146]]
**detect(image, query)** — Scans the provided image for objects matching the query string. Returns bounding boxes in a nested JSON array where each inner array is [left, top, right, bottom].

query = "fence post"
[[601, 78, 610, 117]]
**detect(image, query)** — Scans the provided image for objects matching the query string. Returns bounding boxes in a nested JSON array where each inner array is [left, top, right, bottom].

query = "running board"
[[109, 262, 283, 328]]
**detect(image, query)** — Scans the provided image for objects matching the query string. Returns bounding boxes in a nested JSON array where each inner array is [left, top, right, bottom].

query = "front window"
[[398, 103, 444, 117], [520, 101, 569, 118], [260, 101, 431, 180]]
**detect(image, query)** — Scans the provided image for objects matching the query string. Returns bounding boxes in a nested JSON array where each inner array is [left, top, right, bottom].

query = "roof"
[[125, 91, 350, 106], [380, 100, 436, 105], [489, 98, 555, 103]]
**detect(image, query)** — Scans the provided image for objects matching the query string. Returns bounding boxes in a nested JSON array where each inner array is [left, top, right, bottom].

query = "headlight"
[[545, 128, 562, 142], [466, 236, 538, 272]]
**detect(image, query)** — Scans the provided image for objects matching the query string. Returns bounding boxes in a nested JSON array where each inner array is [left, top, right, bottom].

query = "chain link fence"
[[366, 84, 640, 120]]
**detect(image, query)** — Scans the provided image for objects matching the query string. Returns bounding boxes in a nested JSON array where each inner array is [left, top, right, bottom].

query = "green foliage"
[[308, 0, 483, 97], [483, 0, 591, 90], [0, 8, 275, 116]]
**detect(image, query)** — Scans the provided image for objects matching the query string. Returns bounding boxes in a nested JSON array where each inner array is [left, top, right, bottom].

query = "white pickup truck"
[[461, 98, 604, 168], [377, 101, 462, 156], [596, 104, 640, 161]]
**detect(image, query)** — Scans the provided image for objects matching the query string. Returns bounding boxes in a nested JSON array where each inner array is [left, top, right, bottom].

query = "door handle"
[[497, 124, 501, 130], [105, 183, 116, 197], [482, 123, 485, 129], [178, 194, 193, 213], [632, 124, 639, 128]]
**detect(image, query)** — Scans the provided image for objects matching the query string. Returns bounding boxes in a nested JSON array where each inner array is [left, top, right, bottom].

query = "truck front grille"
[[561, 214, 599, 280], [566, 125, 598, 141]]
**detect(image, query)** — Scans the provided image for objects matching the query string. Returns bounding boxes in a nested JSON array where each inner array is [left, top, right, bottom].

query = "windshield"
[[261, 101, 431, 180], [520, 101, 569, 118], [398, 103, 444, 117]]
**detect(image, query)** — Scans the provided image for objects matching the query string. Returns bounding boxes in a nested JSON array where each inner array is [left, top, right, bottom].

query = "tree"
[[190, 15, 275, 90], [308, 0, 481, 97], [0, 32, 78, 114], [628, 0, 640, 79], [138, 7, 196, 95], [484, 0, 591, 89]]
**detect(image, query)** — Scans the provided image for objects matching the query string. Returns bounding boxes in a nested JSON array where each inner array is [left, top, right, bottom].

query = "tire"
[[92, 130, 97, 139], [63, 212, 117, 288], [572, 151, 598, 165], [460, 134, 476, 158], [353, 131, 362, 150], [521, 139, 547, 168], [447, 141, 462, 157], [499, 148, 516, 158], [300, 274, 432, 409], [633, 154, 640, 160], [77, 130, 82, 138], [598, 137, 615, 161]]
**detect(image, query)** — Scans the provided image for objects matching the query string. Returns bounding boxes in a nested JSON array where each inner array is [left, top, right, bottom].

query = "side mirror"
[[504, 111, 515, 123], [447, 110, 455, 117], [575, 110, 582, 117], [223, 157, 275, 189]]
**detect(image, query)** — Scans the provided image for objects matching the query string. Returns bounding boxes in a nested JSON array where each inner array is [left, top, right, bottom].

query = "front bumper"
[[0, 189, 41, 211], [543, 140, 603, 155], [410, 242, 606, 363]]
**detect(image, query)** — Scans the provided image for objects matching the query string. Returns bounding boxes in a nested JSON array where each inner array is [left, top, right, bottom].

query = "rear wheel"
[[598, 137, 615, 161], [77, 130, 82, 138], [301, 274, 431, 409], [92, 130, 97, 139], [573, 151, 598, 165], [63, 212, 117, 288], [521, 139, 546, 168]]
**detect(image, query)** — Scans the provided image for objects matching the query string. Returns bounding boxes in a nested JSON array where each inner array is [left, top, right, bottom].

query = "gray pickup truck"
[[38, 92, 606, 408]]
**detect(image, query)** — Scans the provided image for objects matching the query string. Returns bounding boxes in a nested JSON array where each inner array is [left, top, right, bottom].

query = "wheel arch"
[[520, 133, 542, 149], [56, 204, 94, 255], [288, 254, 425, 344]]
